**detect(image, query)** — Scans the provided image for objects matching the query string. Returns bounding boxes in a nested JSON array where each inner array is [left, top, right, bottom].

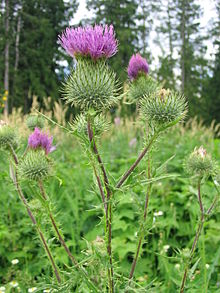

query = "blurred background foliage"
[[0, 0, 219, 125]]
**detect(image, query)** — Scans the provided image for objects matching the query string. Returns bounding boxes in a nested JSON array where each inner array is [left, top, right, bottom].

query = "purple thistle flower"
[[28, 128, 56, 155], [127, 53, 149, 80], [59, 24, 118, 60]]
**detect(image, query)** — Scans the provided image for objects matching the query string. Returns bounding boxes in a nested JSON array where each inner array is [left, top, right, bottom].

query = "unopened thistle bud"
[[127, 54, 160, 101], [140, 88, 187, 129], [0, 121, 17, 150], [70, 113, 110, 138], [18, 149, 53, 181], [59, 24, 120, 111], [186, 146, 216, 177], [26, 115, 45, 130]]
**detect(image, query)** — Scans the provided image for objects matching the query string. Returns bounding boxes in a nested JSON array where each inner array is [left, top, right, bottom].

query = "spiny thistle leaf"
[[128, 74, 160, 102], [18, 150, 53, 181], [0, 122, 17, 150], [62, 58, 120, 111], [140, 88, 187, 128], [26, 114, 45, 130]]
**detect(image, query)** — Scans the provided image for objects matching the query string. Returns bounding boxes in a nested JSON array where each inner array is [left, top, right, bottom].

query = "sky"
[[68, 0, 217, 68]]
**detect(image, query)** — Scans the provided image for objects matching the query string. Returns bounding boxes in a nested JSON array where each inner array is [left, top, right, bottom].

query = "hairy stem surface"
[[116, 134, 157, 189], [87, 119, 114, 293], [38, 181, 78, 266], [180, 180, 204, 293]]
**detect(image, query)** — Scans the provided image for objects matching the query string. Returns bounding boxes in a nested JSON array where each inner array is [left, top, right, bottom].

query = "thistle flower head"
[[140, 88, 187, 129], [18, 149, 53, 181], [28, 128, 55, 155], [63, 58, 120, 110], [186, 146, 216, 177], [0, 121, 17, 150], [127, 53, 149, 80], [26, 114, 45, 130], [59, 24, 118, 60]]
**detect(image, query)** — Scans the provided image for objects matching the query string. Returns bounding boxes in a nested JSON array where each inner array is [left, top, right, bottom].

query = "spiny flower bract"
[[63, 58, 120, 111], [59, 24, 118, 60], [70, 113, 110, 139], [186, 146, 216, 177], [127, 53, 149, 80], [0, 121, 17, 150], [26, 114, 45, 130], [140, 88, 187, 129], [18, 149, 53, 181], [128, 75, 161, 101], [28, 128, 56, 155]]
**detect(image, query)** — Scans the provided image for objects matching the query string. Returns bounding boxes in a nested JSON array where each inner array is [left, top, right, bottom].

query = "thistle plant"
[[0, 122, 61, 283], [1, 22, 219, 292], [180, 146, 219, 293], [127, 53, 160, 102]]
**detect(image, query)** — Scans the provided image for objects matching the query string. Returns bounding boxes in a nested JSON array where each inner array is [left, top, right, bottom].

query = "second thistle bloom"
[[59, 24, 118, 60], [127, 53, 149, 80], [28, 128, 55, 155], [127, 54, 160, 101]]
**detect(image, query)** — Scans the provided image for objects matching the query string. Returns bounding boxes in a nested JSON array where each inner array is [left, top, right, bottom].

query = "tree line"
[[0, 0, 219, 124]]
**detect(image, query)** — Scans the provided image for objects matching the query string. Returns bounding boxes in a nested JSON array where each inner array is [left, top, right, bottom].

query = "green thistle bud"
[[63, 58, 120, 111], [26, 114, 45, 130], [128, 74, 160, 102], [18, 149, 53, 181], [186, 146, 215, 177], [0, 121, 17, 150], [140, 88, 187, 128], [70, 113, 110, 138]]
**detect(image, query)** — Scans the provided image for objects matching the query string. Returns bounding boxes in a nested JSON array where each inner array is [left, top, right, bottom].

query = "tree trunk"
[[180, 0, 185, 92], [11, 13, 21, 109], [4, 0, 10, 116]]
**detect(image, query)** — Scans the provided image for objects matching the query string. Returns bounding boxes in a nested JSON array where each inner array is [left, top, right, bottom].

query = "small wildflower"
[[175, 263, 180, 270], [10, 281, 18, 288], [114, 117, 121, 126], [205, 264, 210, 269], [2, 96, 7, 101], [28, 287, 37, 292], [129, 138, 137, 148], [127, 53, 149, 80], [59, 24, 118, 60], [154, 211, 163, 217], [28, 128, 56, 155], [163, 245, 170, 253], [0, 286, 6, 292], [11, 259, 19, 265], [43, 290, 51, 293]]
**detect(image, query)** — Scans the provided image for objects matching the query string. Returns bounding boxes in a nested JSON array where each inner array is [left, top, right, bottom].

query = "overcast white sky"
[[67, 0, 217, 67]]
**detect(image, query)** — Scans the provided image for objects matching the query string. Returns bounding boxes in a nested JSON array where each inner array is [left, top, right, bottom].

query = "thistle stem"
[[87, 119, 114, 293], [180, 180, 204, 293], [129, 157, 151, 280], [38, 181, 78, 266], [8, 149, 61, 283], [38, 181, 99, 292], [116, 134, 157, 189]]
